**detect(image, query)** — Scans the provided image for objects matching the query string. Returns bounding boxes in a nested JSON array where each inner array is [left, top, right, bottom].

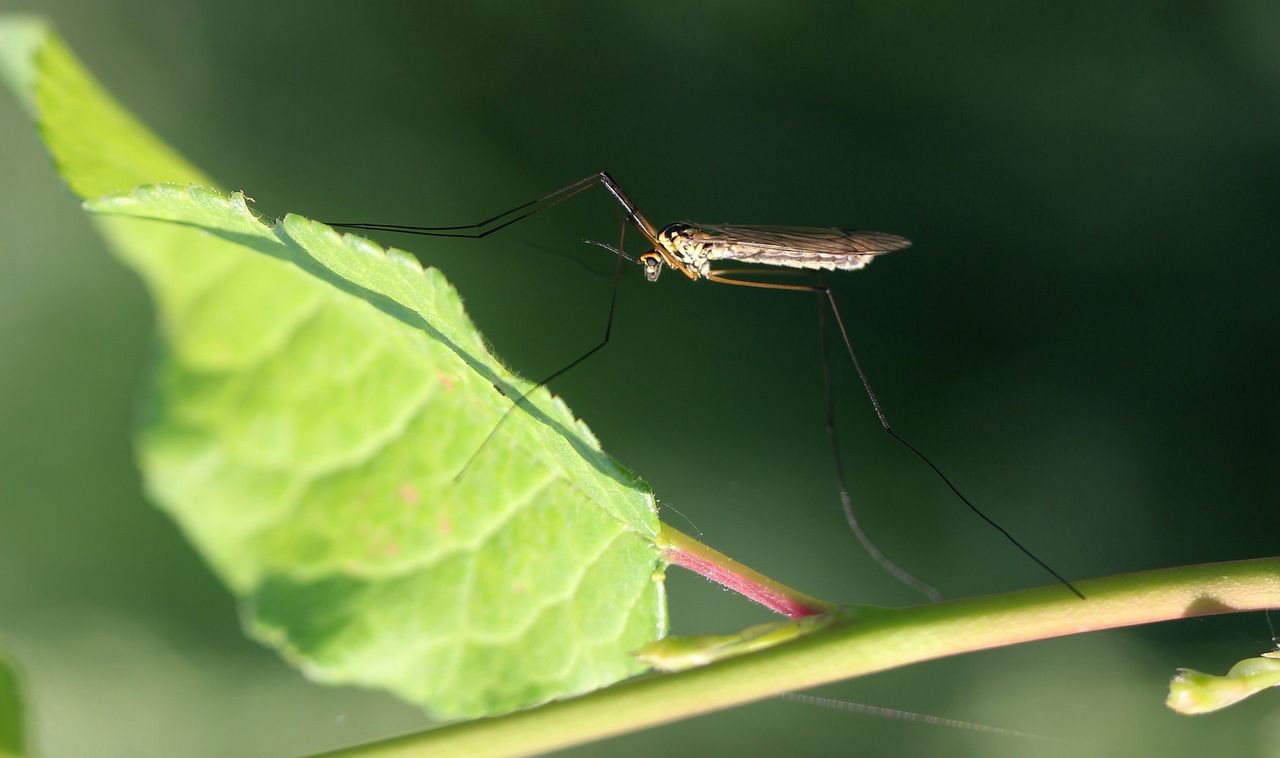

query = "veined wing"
[[686, 223, 911, 271]]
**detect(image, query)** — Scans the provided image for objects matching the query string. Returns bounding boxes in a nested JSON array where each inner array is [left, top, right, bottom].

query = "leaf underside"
[[1, 18, 666, 718]]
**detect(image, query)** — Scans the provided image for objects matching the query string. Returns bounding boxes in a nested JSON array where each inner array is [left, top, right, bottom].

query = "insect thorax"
[[657, 223, 714, 278]]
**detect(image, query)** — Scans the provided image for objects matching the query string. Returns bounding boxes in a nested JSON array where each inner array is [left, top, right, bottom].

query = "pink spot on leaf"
[[398, 483, 420, 505]]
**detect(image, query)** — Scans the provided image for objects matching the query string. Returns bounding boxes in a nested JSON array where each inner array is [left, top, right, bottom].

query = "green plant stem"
[[315, 556, 1279, 758]]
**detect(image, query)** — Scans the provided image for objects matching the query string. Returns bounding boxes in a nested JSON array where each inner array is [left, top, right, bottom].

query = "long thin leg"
[[328, 173, 644, 475], [328, 171, 661, 244], [817, 283, 942, 601], [706, 270, 1085, 600], [454, 216, 629, 481]]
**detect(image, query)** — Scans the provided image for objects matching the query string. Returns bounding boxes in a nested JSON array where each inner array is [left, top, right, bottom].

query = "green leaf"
[[0, 653, 26, 757], [0, 16, 209, 197], [92, 185, 664, 716], [1167, 652, 1280, 715], [0, 15, 46, 116], [3, 18, 666, 718]]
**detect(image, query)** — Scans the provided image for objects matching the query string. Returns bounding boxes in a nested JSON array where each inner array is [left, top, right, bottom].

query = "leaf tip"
[[0, 14, 49, 116]]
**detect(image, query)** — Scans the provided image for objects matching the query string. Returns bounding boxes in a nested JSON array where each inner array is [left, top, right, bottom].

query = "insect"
[[330, 172, 1082, 601]]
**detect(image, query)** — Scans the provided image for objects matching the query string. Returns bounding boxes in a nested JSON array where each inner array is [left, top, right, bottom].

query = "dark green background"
[[2, 2, 1277, 756]]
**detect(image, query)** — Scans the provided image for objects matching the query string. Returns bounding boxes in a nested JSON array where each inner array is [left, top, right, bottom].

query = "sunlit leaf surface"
[[1, 20, 666, 718]]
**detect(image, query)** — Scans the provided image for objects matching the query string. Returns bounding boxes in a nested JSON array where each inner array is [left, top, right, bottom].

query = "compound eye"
[[639, 252, 663, 283]]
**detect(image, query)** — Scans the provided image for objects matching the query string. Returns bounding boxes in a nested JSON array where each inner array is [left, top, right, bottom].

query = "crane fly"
[[330, 172, 1082, 601], [640, 223, 906, 281]]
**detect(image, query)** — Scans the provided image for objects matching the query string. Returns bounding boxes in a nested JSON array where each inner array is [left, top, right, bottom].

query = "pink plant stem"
[[659, 525, 834, 618]]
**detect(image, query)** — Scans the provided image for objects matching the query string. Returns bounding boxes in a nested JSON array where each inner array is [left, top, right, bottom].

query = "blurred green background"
[[2, 2, 1278, 756]]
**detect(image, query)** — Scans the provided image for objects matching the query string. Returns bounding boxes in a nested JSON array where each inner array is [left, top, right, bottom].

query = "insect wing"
[[687, 223, 911, 271]]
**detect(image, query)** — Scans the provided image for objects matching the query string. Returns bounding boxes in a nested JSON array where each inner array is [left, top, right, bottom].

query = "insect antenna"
[[524, 241, 630, 278]]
